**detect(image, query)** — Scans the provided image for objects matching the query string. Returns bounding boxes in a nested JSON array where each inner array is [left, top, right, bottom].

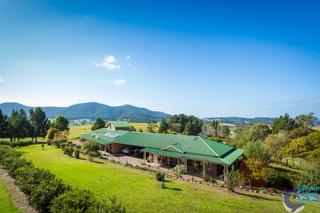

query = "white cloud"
[[125, 55, 130, 60], [0, 76, 2, 83], [94, 55, 121, 70], [113, 79, 126, 86]]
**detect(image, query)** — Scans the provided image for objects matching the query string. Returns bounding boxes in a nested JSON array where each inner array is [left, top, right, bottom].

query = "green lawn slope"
[[17, 145, 319, 213]]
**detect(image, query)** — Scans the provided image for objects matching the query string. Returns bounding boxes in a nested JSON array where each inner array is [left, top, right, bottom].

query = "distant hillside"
[[205, 117, 275, 126], [0, 102, 169, 122]]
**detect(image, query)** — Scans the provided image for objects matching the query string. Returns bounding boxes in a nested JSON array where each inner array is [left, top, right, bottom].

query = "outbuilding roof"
[[81, 128, 243, 165]]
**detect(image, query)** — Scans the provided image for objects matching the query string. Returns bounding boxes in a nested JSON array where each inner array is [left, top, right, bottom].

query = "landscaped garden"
[[17, 145, 320, 213]]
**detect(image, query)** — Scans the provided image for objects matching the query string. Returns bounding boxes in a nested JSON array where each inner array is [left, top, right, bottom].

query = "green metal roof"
[[81, 129, 243, 165], [107, 121, 132, 128], [141, 147, 228, 165]]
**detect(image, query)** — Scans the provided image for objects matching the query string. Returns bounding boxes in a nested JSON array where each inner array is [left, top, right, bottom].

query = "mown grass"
[[0, 171, 19, 213], [17, 145, 320, 213], [129, 122, 158, 132], [68, 125, 92, 141]]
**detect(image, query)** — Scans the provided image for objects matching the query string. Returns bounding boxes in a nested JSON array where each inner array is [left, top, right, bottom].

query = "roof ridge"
[[199, 136, 220, 157]]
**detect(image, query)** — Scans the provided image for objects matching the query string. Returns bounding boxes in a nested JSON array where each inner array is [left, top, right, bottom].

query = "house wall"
[[106, 123, 115, 131], [210, 163, 218, 176], [109, 143, 123, 154]]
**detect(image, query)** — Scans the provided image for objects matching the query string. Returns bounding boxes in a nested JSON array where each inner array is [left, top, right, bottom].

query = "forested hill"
[[0, 102, 169, 122], [205, 117, 275, 126]]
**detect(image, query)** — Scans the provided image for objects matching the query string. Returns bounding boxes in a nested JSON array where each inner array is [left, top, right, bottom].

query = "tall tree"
[[0, 110, 9, 138], [158, 118, 169, 133], [91, 118, 106, 130], [51, 115, 69, 131], [9, 109, 31, 141], [210, 120, 219, 137], [295, 113, 316, 129], [183, 117, 203, 135], [219, 125, 231, 138], [29, 107, 50, 142], [271, 113, 297, 134]]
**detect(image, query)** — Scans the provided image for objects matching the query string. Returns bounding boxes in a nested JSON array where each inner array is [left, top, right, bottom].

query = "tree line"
[[229, 112, 320, 187], [0, 108, 70, 142], [158, 114, 230, 139]]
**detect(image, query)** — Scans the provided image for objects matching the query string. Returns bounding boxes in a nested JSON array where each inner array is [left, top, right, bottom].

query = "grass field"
[[129, 122, 159, 132], [0, 171, 19, 213], [17, 145, 320, 213], [68, 122, 157, 141], [312, 125, 320, 131], [69, 124, 92, 141]]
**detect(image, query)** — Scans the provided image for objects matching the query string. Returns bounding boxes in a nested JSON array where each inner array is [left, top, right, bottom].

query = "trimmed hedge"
[[0, 140, 37, 147], [0, 145, 126, 213]]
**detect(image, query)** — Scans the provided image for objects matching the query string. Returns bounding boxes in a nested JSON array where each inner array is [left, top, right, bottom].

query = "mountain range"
[[0, 102, 169, 122]]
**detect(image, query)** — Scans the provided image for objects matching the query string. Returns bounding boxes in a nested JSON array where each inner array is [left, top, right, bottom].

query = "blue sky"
[[0, 0, 319, 117]]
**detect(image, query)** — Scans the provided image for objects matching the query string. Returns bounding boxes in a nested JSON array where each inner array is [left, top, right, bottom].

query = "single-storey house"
[[105, 120, 133, 131], [81, 128, 243, 178]]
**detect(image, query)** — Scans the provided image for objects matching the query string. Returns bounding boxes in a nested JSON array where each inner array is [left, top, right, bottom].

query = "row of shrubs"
[[0, 145, 125, 213], [0, 140, 38, 147]]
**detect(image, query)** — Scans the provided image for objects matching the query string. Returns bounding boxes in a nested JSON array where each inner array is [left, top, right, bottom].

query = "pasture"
[[17, 145, 320, 213]]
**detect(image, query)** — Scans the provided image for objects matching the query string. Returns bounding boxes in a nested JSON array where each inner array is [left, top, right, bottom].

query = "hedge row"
[[0, 145, 126, 213], [0, 140, 38, 147]]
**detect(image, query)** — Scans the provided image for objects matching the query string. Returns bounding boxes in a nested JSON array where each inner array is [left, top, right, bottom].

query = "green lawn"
[[129, 122, 159, 132], [0, 171, 19, 213], [17, 145, 320, 213], [69, 125, 92, 141]]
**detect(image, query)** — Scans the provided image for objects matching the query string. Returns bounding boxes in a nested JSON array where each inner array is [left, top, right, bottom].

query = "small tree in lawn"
[[83, 141, 100, 161], [172, 164, 187, 179], [225, 170, 239, 192]]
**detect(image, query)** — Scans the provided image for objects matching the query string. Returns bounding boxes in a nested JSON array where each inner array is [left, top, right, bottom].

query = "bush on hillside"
[[156, 172, 165, 181], [83, 141, 101, 161], [52, 139, 67, 148], [30, 178, 70, 213], [172, 164, 187, 178], [75, 147, 80, 159], [14, 166, 56, 196], [88, 196, 126, 213], [0, 145, 126, 213], [267, 169, 294, 190], [50, 189, 97, 213], [203, 175, 213, 182], [0, 140, 36, 147], [63, 145, 74, 157], [225, 170, 239, 192]]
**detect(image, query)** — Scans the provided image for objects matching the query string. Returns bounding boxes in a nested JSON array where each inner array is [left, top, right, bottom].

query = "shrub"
[[30, 178, 70, 213], [83, 141, 101, 161], [225, 170, 239, 192], [0, 145, 126, 213], [74, 147, 80, 159], [172, 164, 187, 178], [156, 172, 165, 181], [52, 139, 67, 148], [0, 140, 35, 147], [203, 175, 213, 182], [50, 189, 96, 213], [267, 169, 294, 190], [88, 196, 126, 213], [14, 167, 55, 196], [63, 145, 74, 157]]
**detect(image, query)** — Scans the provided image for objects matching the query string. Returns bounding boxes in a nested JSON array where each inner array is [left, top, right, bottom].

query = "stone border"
[[0, 167, 37, 213]]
